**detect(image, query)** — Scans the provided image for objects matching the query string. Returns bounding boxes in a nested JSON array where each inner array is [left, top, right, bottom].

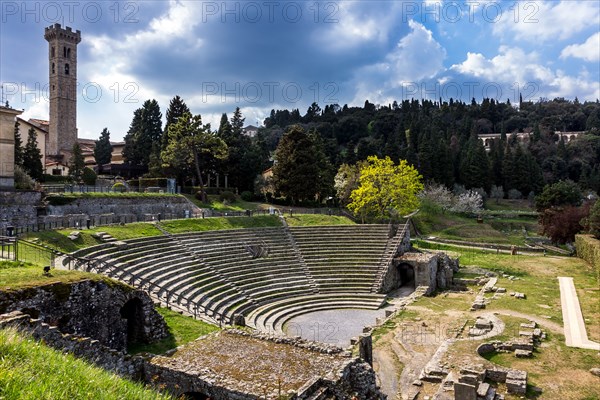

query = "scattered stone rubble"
[[476, 320, 546, 359], [469, 316, 494, 337], [92, 231, 117, 243], [67, 230, 81, 240], [454, 364, 527, 399]]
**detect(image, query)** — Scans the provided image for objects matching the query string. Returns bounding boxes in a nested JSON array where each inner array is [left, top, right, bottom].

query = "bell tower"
[[44, 23, 81, 157]]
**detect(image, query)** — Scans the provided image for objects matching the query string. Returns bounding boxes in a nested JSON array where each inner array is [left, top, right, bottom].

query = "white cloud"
[[492, 1, 600, 43], [317, 2, 405, 50], [351, 20, 447, 103], [560, 33, 600, 62], [451, 46, 600, 101]]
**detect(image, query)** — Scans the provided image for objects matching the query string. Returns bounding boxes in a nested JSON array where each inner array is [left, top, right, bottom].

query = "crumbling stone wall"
[[0, 279, 167, 351]]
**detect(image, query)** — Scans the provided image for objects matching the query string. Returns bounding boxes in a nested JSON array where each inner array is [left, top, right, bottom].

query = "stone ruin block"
[[469, 328, 490, 337], [520, 321, 536, 329], [515, 349, 533, 358], [475, 318, 493, 330], [512, 339, 534, 352], [486, 368, 508, 383], [454, 382, 477, 400], [506, 370, 527, 395], [476, 382, 490, 397]]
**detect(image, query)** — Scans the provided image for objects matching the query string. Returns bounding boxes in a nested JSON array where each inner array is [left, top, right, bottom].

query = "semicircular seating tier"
[[68, 224, 404, 331]]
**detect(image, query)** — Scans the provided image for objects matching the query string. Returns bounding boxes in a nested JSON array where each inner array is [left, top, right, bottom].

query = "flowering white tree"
[[418, 183, 454, 212], [451, 190, 484, 213]]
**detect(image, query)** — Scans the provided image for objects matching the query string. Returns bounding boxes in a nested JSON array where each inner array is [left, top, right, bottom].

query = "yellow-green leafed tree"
[[347, 156, 423, 222]]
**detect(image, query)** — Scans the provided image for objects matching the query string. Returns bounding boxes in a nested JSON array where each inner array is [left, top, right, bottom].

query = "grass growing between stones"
[[161, 215, 281, 233], [284, 214, 356, 226], [0, 327, 173, 400], [0, 261, 105, 291], [129, 307, 219, 355]]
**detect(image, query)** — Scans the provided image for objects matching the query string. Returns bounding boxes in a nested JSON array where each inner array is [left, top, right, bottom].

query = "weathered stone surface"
[[475, 318, 493, 330], [520, 321, 536, 329], [0, 279, 167, 351], [515, 349, 533, 358], [454, 382, 477, 400], [590, 368, 600, 377], [477, 382, 490, 397]]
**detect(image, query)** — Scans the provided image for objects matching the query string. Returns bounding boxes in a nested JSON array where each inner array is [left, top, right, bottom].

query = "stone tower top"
[[44, 24, 81, 44]]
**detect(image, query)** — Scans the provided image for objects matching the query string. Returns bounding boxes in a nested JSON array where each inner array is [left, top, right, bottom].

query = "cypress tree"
[[22, 127, 43, 181]]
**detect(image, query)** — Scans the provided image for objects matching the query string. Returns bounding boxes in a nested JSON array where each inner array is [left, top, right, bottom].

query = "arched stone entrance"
[[397, 263, 416, 289], [119, 297, 145, 350]]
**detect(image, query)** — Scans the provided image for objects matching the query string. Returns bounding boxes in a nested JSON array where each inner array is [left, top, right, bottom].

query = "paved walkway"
[[557, 276, 600, 351]]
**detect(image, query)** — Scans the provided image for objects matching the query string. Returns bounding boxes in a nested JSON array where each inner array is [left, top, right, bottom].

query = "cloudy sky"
[[1, 0, 599, 141]]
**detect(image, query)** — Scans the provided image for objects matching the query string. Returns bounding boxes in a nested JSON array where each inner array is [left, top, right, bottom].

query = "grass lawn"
[[129, 307, 219, 355], [160, 215, 281, 233], [0, 261, 107, 291], [0, 327, 173, 400], [413, 210, 541, 245], [184, 194, 269, 212], [284, 214, 356, 226]]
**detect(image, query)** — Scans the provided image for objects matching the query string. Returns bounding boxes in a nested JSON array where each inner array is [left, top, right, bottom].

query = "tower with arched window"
[[44, 24, 81, 157]]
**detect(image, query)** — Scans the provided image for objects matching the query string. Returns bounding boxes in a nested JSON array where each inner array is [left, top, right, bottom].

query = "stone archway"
[[119, 297, 145, 350], [397, 263, 416, 289]]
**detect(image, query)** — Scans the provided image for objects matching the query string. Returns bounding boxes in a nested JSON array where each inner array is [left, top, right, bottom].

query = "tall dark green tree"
[[22, 127, 43, 181], [230, 107, 245, 136], [272, 125, 332, 204], [460, 134, 491, 191], [122, 99, 163, 168], [123, 108, 143, 166], [13, 120, 23, 167], [163, 95, 190, 150], [69, 142, 85, 182], [94, 128, 113, 168]]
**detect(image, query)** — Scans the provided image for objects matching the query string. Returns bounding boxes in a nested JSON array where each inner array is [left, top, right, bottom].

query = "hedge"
[[575, 234, 600, 282]]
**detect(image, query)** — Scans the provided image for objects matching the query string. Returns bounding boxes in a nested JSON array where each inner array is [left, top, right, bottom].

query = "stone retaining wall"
[[0, 279, 167, 351]]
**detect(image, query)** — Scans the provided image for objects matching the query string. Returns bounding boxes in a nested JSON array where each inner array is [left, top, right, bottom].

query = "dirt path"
[[489, 309, 563, 333]]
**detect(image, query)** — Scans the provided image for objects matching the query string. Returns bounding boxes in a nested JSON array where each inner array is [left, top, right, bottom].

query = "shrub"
[[14, 165, 35, 190], [240, 191, 253, 202], [508, 189, 522, 200], [112, 182, 126, 193], [82, 167, 97, 186], [219, 191, 236, 203], [575, 235, 600, 275]]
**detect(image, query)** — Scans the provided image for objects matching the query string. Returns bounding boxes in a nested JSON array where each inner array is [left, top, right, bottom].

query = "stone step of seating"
[[226, 272, 311, 290], [267, 301, 384, 334], [318, 286, 375, 294], [247, 293, 385, 323], [111, 251, 189, 280], [248, 294, 386, 332]]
